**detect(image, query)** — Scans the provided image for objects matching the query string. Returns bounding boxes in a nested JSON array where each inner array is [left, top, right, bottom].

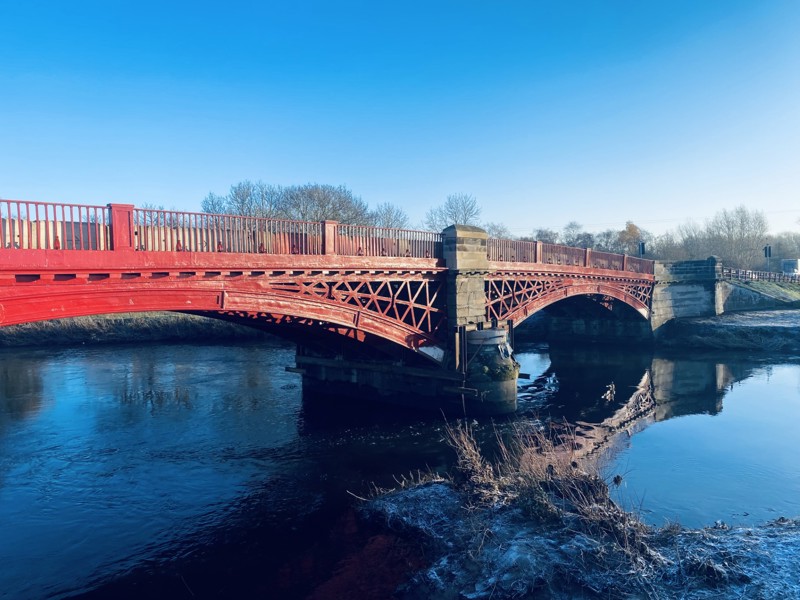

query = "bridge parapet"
[[0, 199, 445, 259], [1, 198, 655, 277], [654, 256, 721, 283], [651, 257, 721, 331], [1, 199, 111, 251], [487, 238, 654, 274], [722, 268, 800, 284]]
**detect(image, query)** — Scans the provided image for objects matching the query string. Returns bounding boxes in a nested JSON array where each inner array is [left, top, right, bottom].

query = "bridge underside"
[[515, 295, 655, 346], [194, 309, 431, 364], [0, 267, 448, 360]]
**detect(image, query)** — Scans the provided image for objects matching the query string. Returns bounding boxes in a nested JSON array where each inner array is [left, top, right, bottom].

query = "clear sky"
[[2, 1, 799, 236]]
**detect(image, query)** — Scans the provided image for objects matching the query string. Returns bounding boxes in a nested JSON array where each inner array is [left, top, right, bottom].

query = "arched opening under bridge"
[[511, 293, 654, 347]]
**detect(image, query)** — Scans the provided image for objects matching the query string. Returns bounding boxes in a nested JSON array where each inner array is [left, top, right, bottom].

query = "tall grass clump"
[[444, 419, 658, 565]]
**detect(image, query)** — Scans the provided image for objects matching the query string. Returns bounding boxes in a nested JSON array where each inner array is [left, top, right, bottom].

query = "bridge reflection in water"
[[515, 345, 757, 459], [512, 345, 800, 527]]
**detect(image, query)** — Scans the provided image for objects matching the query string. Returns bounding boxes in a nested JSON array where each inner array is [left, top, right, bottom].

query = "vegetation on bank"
[[365, 420, 800, 599], [735, 280, 800, 305]]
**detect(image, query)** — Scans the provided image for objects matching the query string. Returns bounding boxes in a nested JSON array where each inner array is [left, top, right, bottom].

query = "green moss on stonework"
[[467, 352, 520, 382]]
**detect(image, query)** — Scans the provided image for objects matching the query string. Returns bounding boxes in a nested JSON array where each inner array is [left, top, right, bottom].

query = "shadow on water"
[[524, 345, 655, 423], [68, 382, 457, 600], [0, 350, 44, 427]]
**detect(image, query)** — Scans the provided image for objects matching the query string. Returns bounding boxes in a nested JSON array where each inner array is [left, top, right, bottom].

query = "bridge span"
[[0, 200, 655, 414]]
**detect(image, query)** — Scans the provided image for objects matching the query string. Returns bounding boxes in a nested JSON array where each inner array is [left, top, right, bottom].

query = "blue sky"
[[2, 1, 798, 236]]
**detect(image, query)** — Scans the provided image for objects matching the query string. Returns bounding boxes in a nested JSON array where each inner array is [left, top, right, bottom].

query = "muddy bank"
[[656, 310, 800, 352], [0, 312, 270, 347], [3, 308, 798, 354], [514, 309, 800, 352]]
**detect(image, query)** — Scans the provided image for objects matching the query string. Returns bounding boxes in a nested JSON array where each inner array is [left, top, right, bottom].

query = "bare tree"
[[705, 205, 768, 269], [279, 184, 372, 224], [227, 181, 258, 216], [593, 229, 621, 252], [561, 221, 583, 246], [674, 221, 708, 260], [424, 193, 482, 231], [531, 228, 560, 244], [483, 222, 512, 239], [138, 202, 166, 226], [561, 221, 594, 248], [201, 192, 229, 215], [650, 231, 680, 259], [773, 231, 800, 264], [204, 181, 373, 224], [252, 182, 283, 219], [371, 202, 410, 229]]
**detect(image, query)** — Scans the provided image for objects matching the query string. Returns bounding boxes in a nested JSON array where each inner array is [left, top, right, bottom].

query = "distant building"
[[781, 259, 799, 274]]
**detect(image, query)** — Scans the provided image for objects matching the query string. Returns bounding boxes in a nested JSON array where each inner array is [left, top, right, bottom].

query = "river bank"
[[655, 309, 800, 352], [355, 416, 800, 599], [362, 479, 800, 599], [0, 312, 269, 347], [3, 309, 799, 351]]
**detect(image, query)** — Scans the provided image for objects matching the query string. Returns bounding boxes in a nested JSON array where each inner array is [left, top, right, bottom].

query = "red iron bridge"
[[0, 200, 656, 413]]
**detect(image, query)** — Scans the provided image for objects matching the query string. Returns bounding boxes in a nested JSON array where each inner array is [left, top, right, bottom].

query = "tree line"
[[201, 181, 412, 229], [201, 183, 509, 236], [199, 181, 798, 271], [524, 206, 800, 271]]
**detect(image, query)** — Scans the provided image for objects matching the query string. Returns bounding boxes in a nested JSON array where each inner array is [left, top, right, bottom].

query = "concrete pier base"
[[293, 327, 519, 416], [461, 328, 519, 415]]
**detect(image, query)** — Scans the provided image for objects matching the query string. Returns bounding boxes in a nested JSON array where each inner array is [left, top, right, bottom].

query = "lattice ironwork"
[[248, 270, 447, 343], [264, 275, 442, 333], [0, 264, 448, 350], [486, 272, 654, 323]]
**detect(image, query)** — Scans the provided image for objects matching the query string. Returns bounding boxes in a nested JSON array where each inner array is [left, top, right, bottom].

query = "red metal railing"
[[486, 238, 654, 275], [131, 207, 325, 254], [334, 223, 442, 258], [0, 199, 654, 273], [722, 268, 800, 284], [1, 200, 110, 250], [0, 199, 444, 258], [488, 238, 534, 262]]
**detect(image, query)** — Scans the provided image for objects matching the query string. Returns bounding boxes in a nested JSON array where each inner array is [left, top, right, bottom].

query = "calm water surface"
[[1, 339, 799, 598]]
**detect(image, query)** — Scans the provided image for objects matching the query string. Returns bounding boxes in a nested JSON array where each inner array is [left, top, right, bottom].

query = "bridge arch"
[[485, 272, 653, 328], [0, 272, 448, 360]]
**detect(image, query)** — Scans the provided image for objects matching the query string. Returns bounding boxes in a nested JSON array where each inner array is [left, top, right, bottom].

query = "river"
[[1, 338, 799, 598]]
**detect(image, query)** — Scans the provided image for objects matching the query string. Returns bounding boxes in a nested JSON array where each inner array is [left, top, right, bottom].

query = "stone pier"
[[442, 224, 519, 414], [296, 225, 520, 415]]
